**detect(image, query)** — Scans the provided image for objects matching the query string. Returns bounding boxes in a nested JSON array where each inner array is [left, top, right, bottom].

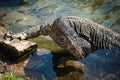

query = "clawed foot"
[[3, 31, 15, 41], [3, 31, 25, 41]]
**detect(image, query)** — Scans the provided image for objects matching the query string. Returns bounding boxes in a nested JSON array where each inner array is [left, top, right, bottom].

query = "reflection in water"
[[24, 49, 86, 80], [52, 50, 86, 80], [24, 49, 120, 80], [0, 0, 21, 7], [24, 49, 55, 80]]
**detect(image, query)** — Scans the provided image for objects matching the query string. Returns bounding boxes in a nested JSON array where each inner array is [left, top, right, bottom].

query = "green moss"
[[91, 0, 105, 13], [99, 15, 110, 24], [29, 36, 64, 52]]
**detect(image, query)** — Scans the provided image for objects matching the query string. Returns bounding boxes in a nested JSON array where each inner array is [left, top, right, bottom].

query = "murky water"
[[0, 0, 120, 80], [22, 49, 120, 80]]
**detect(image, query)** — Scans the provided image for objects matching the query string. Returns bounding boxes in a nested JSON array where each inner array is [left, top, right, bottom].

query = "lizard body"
[[4, 16, 120, 59]]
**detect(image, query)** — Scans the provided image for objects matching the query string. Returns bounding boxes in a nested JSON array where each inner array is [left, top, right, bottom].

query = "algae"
[[29, 36, 64, 52]]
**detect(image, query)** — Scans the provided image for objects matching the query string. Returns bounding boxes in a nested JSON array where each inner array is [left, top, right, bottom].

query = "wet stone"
[[0, 40, 38, 63], [0, 13, 6, 17], [0, 60, 6, 74]]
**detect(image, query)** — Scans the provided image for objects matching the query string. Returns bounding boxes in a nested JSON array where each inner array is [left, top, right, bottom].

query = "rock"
[[0, 40, 38, 63], [2, 11, 41, 33], [20, 0, 29, 4], [57, 60, 86, 74], [103, 74, 116, 80], [52, 50, 86, 80], [0, 23, 8, 40], [0, 13, 6, 17], [0, 60, 6, 74], [65, 60, 85, 72]]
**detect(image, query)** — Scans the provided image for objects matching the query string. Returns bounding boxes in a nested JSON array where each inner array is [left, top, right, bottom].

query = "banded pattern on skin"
[[61, 16, 120, 50], [49, 18, 91, 59]]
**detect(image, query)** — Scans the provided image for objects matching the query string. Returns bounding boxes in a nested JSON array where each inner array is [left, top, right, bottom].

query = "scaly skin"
[[4, 16, 120, 59]]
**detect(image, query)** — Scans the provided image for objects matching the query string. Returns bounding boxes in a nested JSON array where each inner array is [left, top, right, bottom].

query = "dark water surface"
[[24, 49, 120, 80], [0, 0, 120, 80]]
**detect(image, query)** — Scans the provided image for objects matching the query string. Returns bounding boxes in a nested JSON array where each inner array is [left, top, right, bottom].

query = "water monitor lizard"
[[4, 16, 120, 59]]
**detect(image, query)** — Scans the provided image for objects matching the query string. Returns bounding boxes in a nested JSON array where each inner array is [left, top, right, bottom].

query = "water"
[[0, 0, 120, 80], [0, 0, 120, 33], [80, 49, 120, 80], [23, 49, 120, 80]]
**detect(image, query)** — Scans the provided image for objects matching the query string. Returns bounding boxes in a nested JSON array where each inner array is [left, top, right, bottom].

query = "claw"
[[3, 31, 14, 41]]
